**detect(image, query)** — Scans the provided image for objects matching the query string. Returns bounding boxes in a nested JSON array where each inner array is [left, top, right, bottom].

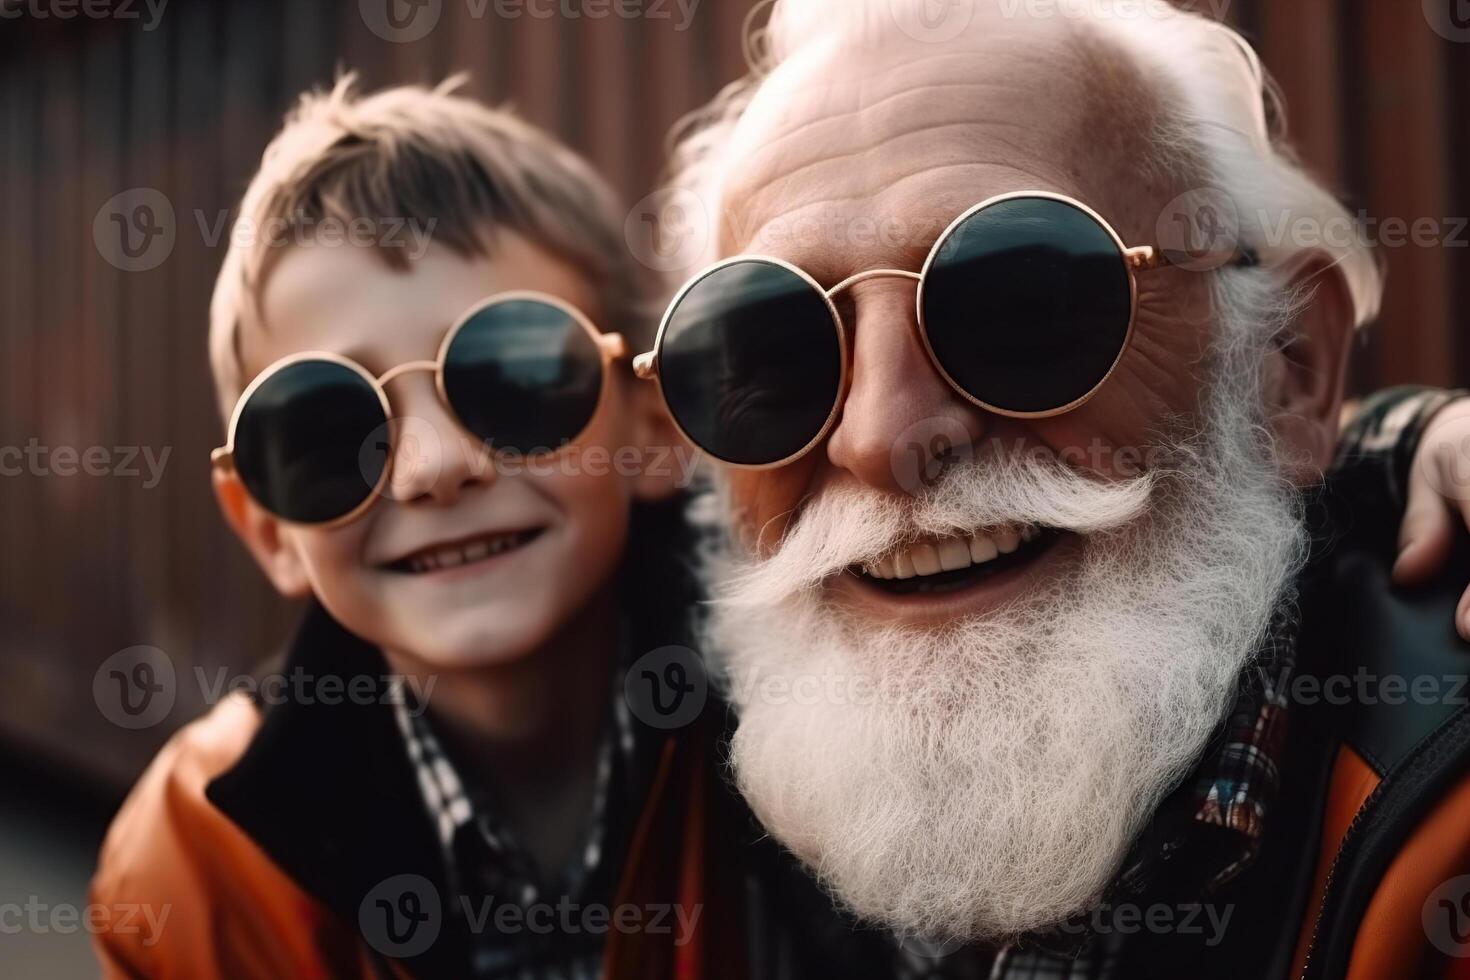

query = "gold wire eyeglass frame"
[[632, 190, 1245, 471], [210, 290, 627, 528]]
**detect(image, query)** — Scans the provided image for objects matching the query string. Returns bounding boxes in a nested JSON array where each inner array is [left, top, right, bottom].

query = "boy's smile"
[[379, 526, 545, 576]]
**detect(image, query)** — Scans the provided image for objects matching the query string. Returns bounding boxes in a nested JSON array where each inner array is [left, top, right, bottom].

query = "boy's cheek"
[[279, 523, 386, 616]]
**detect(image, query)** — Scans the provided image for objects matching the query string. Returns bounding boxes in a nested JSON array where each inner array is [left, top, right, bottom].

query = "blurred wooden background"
[[0, 0, 1467, 789]]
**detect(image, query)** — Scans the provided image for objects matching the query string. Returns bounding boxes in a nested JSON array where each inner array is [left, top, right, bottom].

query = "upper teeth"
[[403, 532, 528, 573], [862, 525, 1039, 580]]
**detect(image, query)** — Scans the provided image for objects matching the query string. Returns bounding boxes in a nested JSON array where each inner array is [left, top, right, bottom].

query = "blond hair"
[[209, 74, 652, 418]]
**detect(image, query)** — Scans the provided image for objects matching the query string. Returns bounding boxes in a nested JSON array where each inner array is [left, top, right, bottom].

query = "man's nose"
[[378, 370, 495, 506], [823, 284, 988, 493]]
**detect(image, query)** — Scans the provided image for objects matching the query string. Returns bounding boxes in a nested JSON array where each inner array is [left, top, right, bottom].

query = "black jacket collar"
[[205, 600, 473, 977]]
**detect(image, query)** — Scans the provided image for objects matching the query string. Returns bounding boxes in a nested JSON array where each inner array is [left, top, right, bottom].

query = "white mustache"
[[717, 451, 1158, 609]]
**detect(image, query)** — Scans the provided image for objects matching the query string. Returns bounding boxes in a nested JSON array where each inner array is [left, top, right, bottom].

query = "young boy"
[[90, 76, 714, 979]]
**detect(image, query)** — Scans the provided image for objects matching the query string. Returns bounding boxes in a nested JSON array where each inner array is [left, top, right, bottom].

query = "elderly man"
[[625, 1, 1470, 977]]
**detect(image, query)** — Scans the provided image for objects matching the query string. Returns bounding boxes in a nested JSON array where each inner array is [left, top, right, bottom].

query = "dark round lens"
[[659, 260, 842, 466], [442, 298, 603, 455], [233, 359, 388, 524], [921, 196, 1132, 415]]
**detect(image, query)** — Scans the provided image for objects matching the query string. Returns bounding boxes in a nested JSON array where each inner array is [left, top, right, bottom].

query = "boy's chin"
[[330, 594, 559, 672], [387, 615, 554, 671]]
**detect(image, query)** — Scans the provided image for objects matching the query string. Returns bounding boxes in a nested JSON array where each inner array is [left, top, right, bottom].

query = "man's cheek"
[[726, 468, 808, 556]]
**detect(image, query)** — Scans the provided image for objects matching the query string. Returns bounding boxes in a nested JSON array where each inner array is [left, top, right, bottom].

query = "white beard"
[[696, 336, 1308, 944]]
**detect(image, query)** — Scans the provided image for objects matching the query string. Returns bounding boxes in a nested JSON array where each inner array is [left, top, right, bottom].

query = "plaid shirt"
[[390, 670, 637, 980]]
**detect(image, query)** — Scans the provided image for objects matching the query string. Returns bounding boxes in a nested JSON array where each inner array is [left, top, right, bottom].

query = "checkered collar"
[[387, 669, 636, 900]]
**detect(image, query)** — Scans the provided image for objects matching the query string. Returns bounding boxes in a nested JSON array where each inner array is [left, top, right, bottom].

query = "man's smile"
[[836, 527, 1076, 621], [857, 523, 1048, 586]]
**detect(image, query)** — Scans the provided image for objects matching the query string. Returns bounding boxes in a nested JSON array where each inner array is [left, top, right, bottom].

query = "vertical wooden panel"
[[37, 43, 84, 698], [1442, 26, 1470, 389], [339, 0, 392, 91], [507, 7, 569, 133], [173, 0, 229, 697], [711, 0, 757, 97], [1354, 2, 1453, 388], [75, 24, 131, 764], [281, 0, 337, 97], [122, 13, 175, 657], [1256, 0, 1344, 191], [629, 0, 700, 196], [574, 15, 637, 198], [446, 0, 505, 104], [0, 55, 43, 747]]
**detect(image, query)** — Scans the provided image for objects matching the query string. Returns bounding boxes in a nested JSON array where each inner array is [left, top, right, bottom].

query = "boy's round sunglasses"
[[632, 190, 1254, 468], [211, 291, 627, 527]]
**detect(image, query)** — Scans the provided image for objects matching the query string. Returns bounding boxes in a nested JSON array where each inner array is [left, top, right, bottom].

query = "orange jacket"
[[90, 685, 745, 980]]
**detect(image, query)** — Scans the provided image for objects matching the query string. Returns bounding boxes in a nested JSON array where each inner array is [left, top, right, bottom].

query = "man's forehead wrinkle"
[[723, 160, 1066, 286], [734, 115, 1052, 237], [734, 44, 1075, 174], [736, 78, 1032, 185], [721, 40, 1108, 232], [713, 18, 1181, 280]]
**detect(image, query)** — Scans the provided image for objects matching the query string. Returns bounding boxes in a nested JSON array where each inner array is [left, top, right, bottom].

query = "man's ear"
[[213, 467, 314, 599], [1263, 255, 1355, 486], [622, 374, 695, 503]]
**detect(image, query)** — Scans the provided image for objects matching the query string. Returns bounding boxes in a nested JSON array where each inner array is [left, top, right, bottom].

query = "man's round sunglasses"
[[211, 291, 627, 527], [633, 191, 1254, 469]]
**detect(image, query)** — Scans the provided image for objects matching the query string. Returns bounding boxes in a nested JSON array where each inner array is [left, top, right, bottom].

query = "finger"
[[1453, 483, 1470, 641], [1457, 586, 1470, 642], [1393, 455, 1455, 586]]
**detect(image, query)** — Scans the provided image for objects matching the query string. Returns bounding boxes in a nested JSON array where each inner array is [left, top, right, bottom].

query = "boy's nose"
[[378, 371, 496, 506]]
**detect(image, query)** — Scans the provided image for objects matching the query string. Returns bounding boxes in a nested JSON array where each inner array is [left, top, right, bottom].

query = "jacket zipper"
[[1297, 705, 1470, 980], [1296, 784, 1378, 980]]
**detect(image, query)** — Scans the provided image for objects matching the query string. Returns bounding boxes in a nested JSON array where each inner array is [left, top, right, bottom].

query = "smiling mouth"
[[386, 529, 544, 575], [850, 525, 1061, 596]]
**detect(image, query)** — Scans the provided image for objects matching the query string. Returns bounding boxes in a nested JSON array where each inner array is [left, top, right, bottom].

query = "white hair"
[[665, 0, 1383, 327]]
